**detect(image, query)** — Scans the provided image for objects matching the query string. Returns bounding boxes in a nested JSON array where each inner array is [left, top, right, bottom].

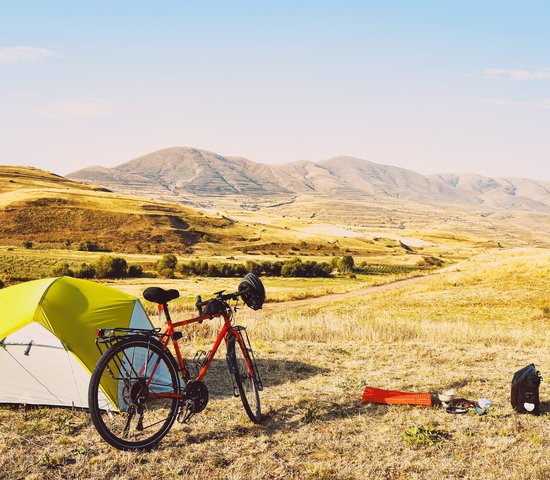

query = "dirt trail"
[[264, 267, 456, 310]]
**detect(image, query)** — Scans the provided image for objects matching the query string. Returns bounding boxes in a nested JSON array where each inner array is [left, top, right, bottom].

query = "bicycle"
[[87, 273, 265, 450]]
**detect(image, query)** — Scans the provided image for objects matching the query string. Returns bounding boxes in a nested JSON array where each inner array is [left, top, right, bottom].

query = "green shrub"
[[95, 256, 127, 278], [245, 260, 262, 276], [50, 262, 74, 277], [281, 258, 332, 278], [207, 263, 221, 277], [78, 240, 100, 252], [223, 263, 247, 277], [338, 255, 354, 273], [73, 262, 96, 279], [179, 258, 331, 278], [158, 267, 175, 278], [246, 260, 283, 276], [264, 261, 282, 276], [22, 240, 33, 249], [180, 260, 209, 276], [179, 262, 192, 276], [195, 260, 209, 276], [128, 265, 143, 277], [157, 254, 178, 274]]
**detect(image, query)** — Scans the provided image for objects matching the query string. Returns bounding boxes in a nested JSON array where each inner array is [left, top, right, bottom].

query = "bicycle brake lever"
[[196, 296, 203, 316]]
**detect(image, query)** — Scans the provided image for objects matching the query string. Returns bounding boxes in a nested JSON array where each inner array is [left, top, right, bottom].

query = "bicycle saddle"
[[143, 287, 180, 304]]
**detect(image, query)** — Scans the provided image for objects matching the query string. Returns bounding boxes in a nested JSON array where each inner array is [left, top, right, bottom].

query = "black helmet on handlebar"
[[238, 273, 265, 310]]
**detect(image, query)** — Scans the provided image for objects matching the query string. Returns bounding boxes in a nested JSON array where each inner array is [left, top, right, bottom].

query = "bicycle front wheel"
[[227, 332, 261, 423], [88, 336, 180, 450]]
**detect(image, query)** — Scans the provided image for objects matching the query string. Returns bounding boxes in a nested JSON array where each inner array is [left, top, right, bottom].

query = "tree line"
[[156, 255, 356, 278], [50, 256, 142, 279], [47, 254, 359, 280]]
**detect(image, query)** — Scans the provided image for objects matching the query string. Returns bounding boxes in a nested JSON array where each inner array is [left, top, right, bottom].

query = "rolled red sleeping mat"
[[362, 387, 432, 406]]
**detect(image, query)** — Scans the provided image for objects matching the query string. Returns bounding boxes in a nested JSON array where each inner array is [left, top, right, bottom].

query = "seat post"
[[163, 303, 172, 324]]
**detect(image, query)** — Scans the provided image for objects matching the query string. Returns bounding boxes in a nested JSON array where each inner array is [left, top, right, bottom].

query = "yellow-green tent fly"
[[0, 277, 155, 409]]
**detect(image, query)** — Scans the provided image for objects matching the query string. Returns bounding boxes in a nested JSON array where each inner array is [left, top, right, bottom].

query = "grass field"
[[257, 196, 550, 249], [0, 244, 436, 286], [1, 248, 548, 479]]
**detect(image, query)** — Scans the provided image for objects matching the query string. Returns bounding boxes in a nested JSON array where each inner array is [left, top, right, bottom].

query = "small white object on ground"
[[438, 390, 456, 403], [478, 398, 492, 409]]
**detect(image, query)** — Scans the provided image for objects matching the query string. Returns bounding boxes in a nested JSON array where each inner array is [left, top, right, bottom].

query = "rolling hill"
[[69, 147, 550, 211], [6, 166, 458, 260], [0, 166, 255, 254]]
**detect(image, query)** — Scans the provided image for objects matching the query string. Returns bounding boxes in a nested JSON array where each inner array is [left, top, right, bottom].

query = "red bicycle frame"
[[146, 303, 253, 400]]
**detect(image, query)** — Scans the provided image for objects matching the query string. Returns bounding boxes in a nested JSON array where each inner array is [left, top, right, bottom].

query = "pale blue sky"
[[1, 1, 549, 180]]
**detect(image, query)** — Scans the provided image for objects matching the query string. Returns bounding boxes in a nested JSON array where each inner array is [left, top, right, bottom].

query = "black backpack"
[[511, 364, 542, 415]]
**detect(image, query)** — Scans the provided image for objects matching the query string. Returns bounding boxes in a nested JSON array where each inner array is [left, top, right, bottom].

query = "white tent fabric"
[[0, 322, 112, 408]]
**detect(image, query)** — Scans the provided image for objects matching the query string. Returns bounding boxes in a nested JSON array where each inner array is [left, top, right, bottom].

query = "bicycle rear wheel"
[[88, 336, 180, 450], [227, 332, 261, 423]]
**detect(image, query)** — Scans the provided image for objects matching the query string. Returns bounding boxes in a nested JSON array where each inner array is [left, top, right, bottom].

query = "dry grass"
[[258, 196, 550, 249], [110, 271, 431, 312], [1, 248, 549, 479], [232, 249, 550, 348], [0, 342, 548, 480]]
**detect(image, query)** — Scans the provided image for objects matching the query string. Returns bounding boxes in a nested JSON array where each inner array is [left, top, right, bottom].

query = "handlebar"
[[195, 287, 250, 316], [144, 273, 263, 317]]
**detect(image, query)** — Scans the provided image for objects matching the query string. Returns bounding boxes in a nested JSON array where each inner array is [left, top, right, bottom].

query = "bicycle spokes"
[[89, 338, 180, 449], [227, 329, 262, 423]]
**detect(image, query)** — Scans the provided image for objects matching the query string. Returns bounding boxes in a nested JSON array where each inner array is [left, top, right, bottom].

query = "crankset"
[[177, 381, 209, 424]]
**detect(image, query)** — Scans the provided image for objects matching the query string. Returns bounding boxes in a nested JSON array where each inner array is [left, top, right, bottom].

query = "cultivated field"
[[257, 196, 550, 249], [1, 248, 548, 479]]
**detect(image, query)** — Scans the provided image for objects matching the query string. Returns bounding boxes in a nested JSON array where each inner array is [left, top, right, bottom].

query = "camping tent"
[[0, 276, 153, 408]]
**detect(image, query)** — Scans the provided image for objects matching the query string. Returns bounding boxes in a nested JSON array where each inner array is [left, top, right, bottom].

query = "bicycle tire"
[[227, 333, 261, 423], [88, 336, 180, 450]]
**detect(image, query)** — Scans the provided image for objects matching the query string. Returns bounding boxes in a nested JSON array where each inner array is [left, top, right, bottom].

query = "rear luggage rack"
[[95, 327, 162, 356]]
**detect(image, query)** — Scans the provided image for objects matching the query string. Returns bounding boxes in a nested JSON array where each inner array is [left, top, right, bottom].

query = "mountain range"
[[68, 147, 550, 212]]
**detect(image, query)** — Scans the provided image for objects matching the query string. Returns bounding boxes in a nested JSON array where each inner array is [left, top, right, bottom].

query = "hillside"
[[0, 166, 255, 254], [4, 166, 478, 263], [68, 147, 550, 211], [256, 195, 550, 248]]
